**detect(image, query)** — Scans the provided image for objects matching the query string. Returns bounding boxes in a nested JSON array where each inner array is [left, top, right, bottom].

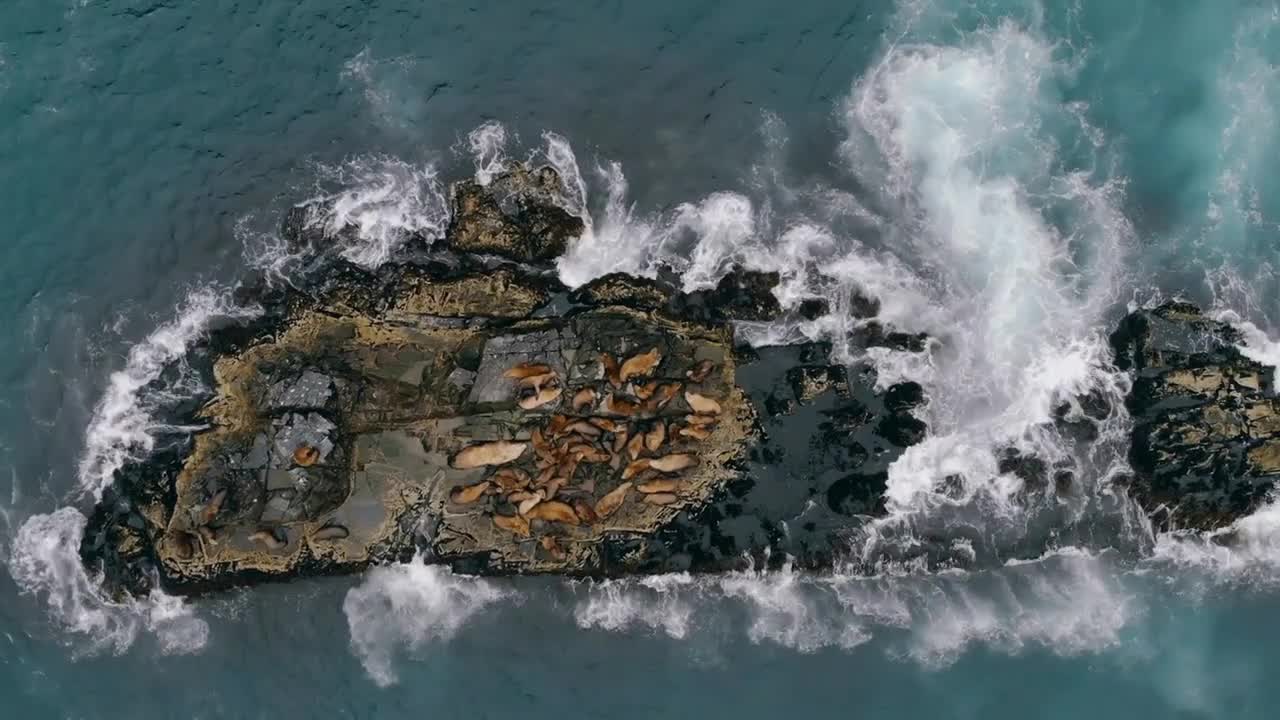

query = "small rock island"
[[81, 163, 1280, 598]]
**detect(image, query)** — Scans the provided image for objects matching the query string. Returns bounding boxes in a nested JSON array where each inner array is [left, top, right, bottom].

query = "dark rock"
[[1112, 302, 1278, 530], [797, 298, 829, 320], [445, 165, 584, 262], [666, 266, 783, 323]]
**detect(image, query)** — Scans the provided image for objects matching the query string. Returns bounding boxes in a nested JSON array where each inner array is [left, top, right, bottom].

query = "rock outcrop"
[[1112, 301, 1280, 530], [81, 163, 930, 598]]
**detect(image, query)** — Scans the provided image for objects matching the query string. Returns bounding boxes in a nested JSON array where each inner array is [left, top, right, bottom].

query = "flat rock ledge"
[[82, 164, 930, 598]]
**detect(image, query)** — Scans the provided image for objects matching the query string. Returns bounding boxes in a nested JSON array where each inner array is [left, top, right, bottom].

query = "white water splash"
[[344, 556, 514, 687], [467, 121, 510, 186]]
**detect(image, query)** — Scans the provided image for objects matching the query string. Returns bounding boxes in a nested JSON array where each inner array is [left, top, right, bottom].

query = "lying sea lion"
[[311, 524, 349, 542], [200, 489, 228, 526], [679, 424, 712, 441], [643, 492, 679, 506], [517, 493, 544, 516], [686, 413, 717, 427], [649, 454, 696, 473], [594, 482, 632, 519], [540, 535, 567, 561], [684, 392, 722, 415], [626, 432, 646, 461], [612, 429, 629, 455], [543, 477, 567, 500], [636, 478, 680, 494], [621, 458, 651, 480], [249, 529, 286, 550], [526, 501, 580, 526], [546, 414, 571, 436], [643, 383, 680, 413], [620, 348, 662, 382], [572, 388, 597, 412], [197, 525, 220, 547], [686, 359, 716, 384], [644, 422, 666, 452], [293, 445, 321, 467], [564, 420, 603, 438], [600, 352, 622, 388], [589, 417, 625, 434], [572, 498, 599, 524], [493, 512, 531, 538], [452, 441, 528, 469], [604, 394, 640, 416], [519, 386, 563, 410], [449, 480, 491, 505], [492, 468, 531, 493], [570, 444, 610, 463], [504, 363, 553, 380]]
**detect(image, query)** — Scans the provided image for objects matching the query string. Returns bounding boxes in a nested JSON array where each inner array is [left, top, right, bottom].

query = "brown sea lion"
[[644, 422, 666, 452], [620, 348, 662, 382], [626, 431, 646, 461], [493, 512, 531, 537], [449, 480, 491, 505], [637, 478, 680, 494], [492, 468, 531, 493], [686, 359, 716, 383], [600, 352, 622, 388], [572, 498, 599, 524], [540, 535, 567, 561], [311, 524, 349, 542], [519, 386, 563, 410], [684, 392, 722, 415], [643, 383, 680, 412], [571, 444, 611, 463], [643, 492, 679, 506], [504, 363, 553, 380], [589, 417, 624, 433], [293, 445, 321, 467], [633, 380, 660, 400], [649, 454, 696, 473], [564, 420, 603, 438], [517, 493, 544, 516], [249, 529, 286, 550], [679, 424, 712, 441], [686, 413, 718, 427], [200, 489, 227, 526], [196, 525, 220, 547], [611, 429, 629, 455], [621, 458, 651, 480], [572, 387, 597, 412], [526, 501, 580, 526], [604, 394, 640, 416], [452, 441, 528, 469], [594, 482, 632, 519]]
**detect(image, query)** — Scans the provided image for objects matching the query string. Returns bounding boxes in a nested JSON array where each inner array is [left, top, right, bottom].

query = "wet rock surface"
[[81, 164, 931, 598], [1112, 301, 1280, 530]]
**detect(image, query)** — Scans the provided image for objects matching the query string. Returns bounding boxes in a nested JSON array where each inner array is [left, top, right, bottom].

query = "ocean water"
[[4, 0, 1280, 717]]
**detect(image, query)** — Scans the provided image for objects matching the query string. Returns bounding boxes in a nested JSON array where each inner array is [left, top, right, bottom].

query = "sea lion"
[[452, 441, 528, 469], [492, 468, 531, 493], [604, 394, 640, 416], [311, 524, 349, 542], [643, 383, 680, 412], [643, 492, 679, 506], [589, 417, 624, 433], [620, 348, 662, 382], [679, 424, 712, 441], [633, 380, 660, 400], [540, 535, 567, 561], [570, 444, 610, 463], [572, 387, 597, 412], [546, 414, 571, 436], [526, 501, 580, 526], [200, 489, 227, 526], [493, 512, 531, 538], [196, 525, 220, 547], [543, 477, 567, 500], [517, 493, 544, 516], [594, 482, 632, 519], [519, 386, 563, 410], [626, 432, 646, 461], [504, 363, 553, 380], [600, 352, 622, 388], [644, 422, 666, 452], [622, 458, 651, 479], [572, 498, 599, 524], [612, 429, 629, 455], [564, 420, 603, 438], [249, 529, 286, 550], [293, 445, 320, 467], [649, 453, 696, 473], [684, 392, 722, 415], [686, 413, 717, 427], [686, 359, 716, 383], [449, 480, 491, 505], [637, 478, 680, 494]]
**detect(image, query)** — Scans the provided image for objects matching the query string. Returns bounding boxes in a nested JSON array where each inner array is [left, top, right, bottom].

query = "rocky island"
[[81, 163, 1280, 599]]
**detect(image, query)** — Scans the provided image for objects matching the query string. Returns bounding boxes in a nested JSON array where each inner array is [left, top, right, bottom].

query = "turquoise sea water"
[[5, 1, 1280, 717]]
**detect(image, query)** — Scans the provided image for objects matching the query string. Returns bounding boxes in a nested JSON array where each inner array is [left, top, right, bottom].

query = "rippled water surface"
[[4, 1, 1280, 717]]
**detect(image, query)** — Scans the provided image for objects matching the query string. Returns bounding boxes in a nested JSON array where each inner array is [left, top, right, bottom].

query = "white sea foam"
[[302, 155, 450, 268], [467, 121, 510, 186], [344, 556, 513, 687], [10, 507, 208, 656]]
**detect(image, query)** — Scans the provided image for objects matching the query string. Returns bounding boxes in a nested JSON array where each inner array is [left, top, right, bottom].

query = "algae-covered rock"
[[1112, 301, 1279, 530]]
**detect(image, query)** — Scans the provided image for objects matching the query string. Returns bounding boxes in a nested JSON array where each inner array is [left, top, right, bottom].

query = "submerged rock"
[[80, 164, 933, 598], [1112, 302, 1279, 530]]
